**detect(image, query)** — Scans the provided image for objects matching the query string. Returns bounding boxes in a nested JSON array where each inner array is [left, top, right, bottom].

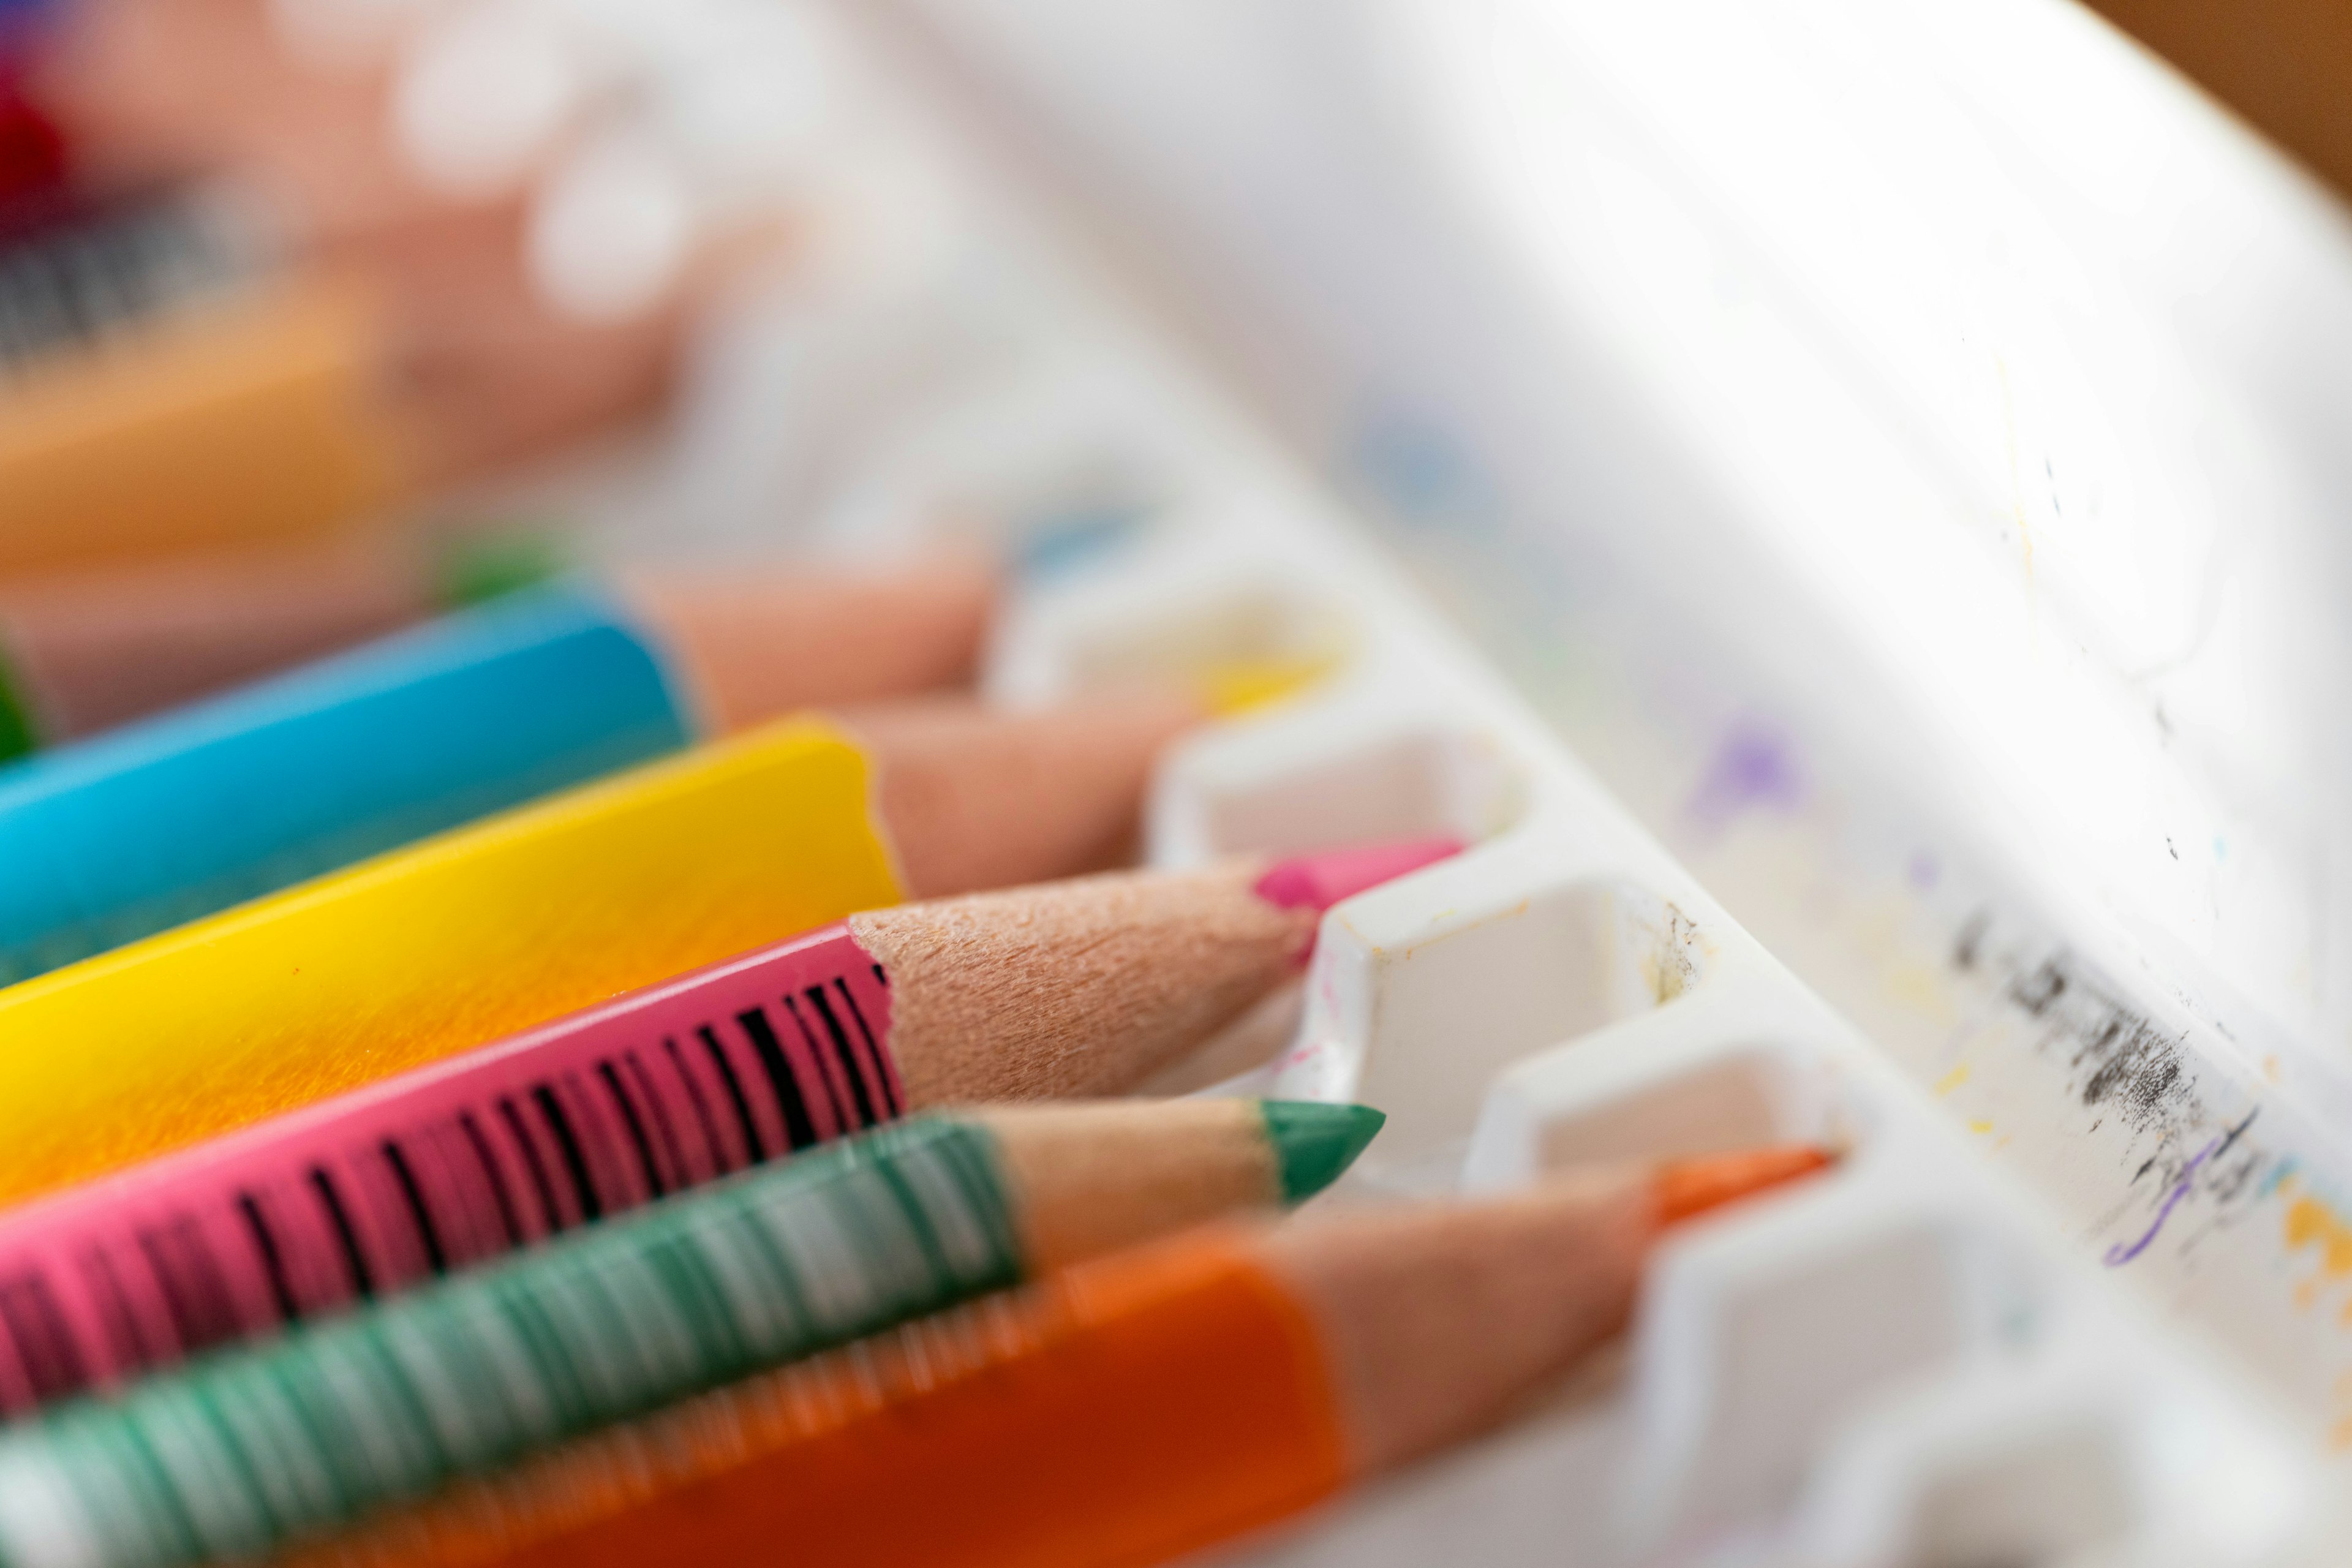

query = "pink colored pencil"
[[0, 839, 1458, 1414]]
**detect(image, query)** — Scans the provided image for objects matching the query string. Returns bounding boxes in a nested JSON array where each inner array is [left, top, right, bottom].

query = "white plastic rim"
[[641, 0, 851, 204], [394, 0, 585, 197], [526, 124, 698, 320], [266, 0, 442, 64]]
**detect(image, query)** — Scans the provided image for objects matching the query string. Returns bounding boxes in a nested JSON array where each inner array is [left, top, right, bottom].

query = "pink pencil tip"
[[1252, 835, 1467, 914]]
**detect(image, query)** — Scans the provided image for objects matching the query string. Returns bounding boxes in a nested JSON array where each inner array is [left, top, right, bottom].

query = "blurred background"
[[9, 0, 2352, 1540]]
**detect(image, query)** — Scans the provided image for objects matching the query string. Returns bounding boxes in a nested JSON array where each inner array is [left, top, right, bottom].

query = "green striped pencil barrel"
[[0, 1099, 1384, 1568]]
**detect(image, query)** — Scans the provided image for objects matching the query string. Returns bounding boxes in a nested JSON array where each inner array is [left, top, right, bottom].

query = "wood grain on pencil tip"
[[843, 689, 1204, 899]]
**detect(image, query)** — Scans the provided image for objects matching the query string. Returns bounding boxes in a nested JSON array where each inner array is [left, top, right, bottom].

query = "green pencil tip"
[[434, 529, 571, 608], [0, 653, 42, 766], [1262, 1101, 1385, 1204]]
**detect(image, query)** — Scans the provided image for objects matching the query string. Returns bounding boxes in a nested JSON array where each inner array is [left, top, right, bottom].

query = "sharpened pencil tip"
[[1262, 1101, 1386, 1202], [1653, 1145, 1835, 1227], [1253, 837, 1466, 914], [0, 652, 37, 761]]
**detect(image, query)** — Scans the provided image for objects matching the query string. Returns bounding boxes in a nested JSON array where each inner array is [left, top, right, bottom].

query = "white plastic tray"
[[976, 387, 2334, 1563]]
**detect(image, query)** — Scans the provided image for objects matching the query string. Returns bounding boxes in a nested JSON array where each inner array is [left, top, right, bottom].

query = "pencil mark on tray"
[[2104, 1109, 2260, 1267]]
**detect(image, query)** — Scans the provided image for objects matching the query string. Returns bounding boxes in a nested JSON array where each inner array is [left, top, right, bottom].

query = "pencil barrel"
[[285, 1234, 1349, 1568], [0, 1120, 1024, 1568], [0, 719, 903, 1212], [0, 922, 902, 1411], [0, 582, 692, 986], [0, 282, 403, 576], [0, 188, 249, 377]]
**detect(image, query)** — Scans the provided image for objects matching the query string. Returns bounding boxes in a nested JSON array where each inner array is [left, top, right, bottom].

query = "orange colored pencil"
[[285, 1147, 1831, 1568]]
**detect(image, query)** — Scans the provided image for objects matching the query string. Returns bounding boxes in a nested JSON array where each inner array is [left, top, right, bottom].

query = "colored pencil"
[[0, 279, 401, 576], [3, 0, 717, 511], [0, 181, 253, 377], [0, 1099, 1386, 1568], [0, 221, 700, 574], [0, 840, 1454, 1401], [355, 195, 702, 483], [24, 0, 429, 250], [0, 540, 989, 754], [0, 79, 62, 206], [15, 0, 742, 488], [0, 527, 562, 753], [0, 695, 1199, 1208], [0, 558, 997, 980], [279, 1148, 1830, 1568], [838, 693, 1201, 910], [0, 188, 700, 581]]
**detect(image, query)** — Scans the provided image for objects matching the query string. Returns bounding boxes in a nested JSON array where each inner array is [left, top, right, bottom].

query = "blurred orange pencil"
[[0, 243, 718, 578], [288, 1146, 1834, 1568], [0, 279, 399, 576], [9, 0, 767, 557]]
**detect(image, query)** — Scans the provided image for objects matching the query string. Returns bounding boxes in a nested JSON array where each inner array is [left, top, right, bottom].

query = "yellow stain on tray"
[[2283, 1191, 2352, 1322], [1967, 1119, 1996, 1136], [1885, 962, 1953, 1020], [1196, 651, 1341, 716], [1845, 896, 1958, 1026], [1932, 1063, 1971, 1097], [2285, 1194, 2352, 1273]]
